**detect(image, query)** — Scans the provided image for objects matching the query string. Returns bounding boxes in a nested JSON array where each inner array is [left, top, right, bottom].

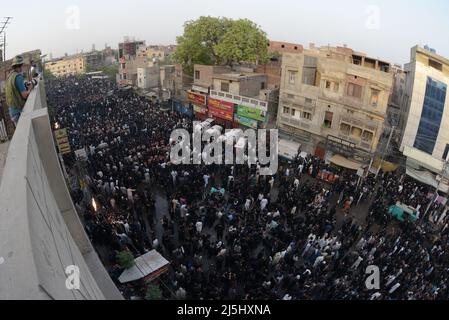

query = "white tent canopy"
[[279, 139, 301, 161], [406, 163, 449, 193], [118, 250, 169, 284]]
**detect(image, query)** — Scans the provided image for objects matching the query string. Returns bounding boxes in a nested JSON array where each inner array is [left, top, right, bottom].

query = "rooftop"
[[213, 72, 266, 81]]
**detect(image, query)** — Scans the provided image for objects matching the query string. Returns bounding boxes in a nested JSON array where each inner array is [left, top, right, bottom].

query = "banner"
[[208, 98, 234, 121], [234, 114, 258, 129], [193, 105, 208, 114], [237, 105, 266, 122], [174, 102, 193, 117], [187, 91, 206, 106], [54, 128, 71, 155]]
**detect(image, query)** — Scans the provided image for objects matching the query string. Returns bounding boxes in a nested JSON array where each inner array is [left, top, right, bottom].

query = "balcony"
[[0, 80, 122, 300]]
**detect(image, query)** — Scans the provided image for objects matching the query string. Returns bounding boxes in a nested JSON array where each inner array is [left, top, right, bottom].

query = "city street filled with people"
[[47, 76, 449, 300]]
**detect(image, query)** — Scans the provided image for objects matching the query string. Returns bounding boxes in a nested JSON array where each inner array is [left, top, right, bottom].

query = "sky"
[[2, 0, 449, 65]]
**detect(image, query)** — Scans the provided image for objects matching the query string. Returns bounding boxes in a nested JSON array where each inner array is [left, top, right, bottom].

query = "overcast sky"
[[2, 0, 449, 65]]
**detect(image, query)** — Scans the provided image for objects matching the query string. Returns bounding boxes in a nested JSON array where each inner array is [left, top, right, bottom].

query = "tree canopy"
[[174, 16, 269, 74]]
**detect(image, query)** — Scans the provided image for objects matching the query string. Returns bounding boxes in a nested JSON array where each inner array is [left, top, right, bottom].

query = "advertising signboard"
[[54, 128, 71, 155], [187, 91, 207, 106], [237, 105, 266, 122], [208, 98, 234, 121], [193, 105, 208, 114], [234, 114, 258, 129]]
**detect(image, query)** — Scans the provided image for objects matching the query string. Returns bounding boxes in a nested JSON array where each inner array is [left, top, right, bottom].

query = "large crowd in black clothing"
[[47, 76, 449, 300]]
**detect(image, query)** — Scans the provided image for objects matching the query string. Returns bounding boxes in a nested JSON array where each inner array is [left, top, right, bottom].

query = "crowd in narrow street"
[[47, 76, 449, 300]]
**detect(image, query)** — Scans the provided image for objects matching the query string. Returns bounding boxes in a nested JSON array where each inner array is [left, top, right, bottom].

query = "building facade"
[[45, 55, 86, 77], [160, 65, 176, 95], [277, 45, 394, 161], [118, 56, 149, 87], [400, 46, 449, 189], [137, 66, 160, 90]]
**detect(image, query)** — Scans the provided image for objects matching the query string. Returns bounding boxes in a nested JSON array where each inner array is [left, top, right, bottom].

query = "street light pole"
[[376, 126, 396, 177]]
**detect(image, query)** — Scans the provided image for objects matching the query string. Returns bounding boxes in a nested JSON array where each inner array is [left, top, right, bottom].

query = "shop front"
[[208, 98, 235, 129], [193, 105, 209, 121], [234, 114, 258, 130], [188, 91, 208, 122], [173, 101, 193, 117], [236, 104, 267, 128]]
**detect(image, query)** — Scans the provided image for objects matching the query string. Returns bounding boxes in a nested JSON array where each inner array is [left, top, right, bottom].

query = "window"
[[261, 82, 266, 90], [334, 82, 339, 92], [429, 59, 443, 72], [291, 109, 296, 117], [195, 70, 200, 80], [288, 71, 297, 84], [302, 67, 317, 86], [303, 112, 312, 120], [370, 89, 380, 107], [302, 56, 317, 86], [283, 107, 290, 114], [414, 77, 447, 155], [323, 111, 333, 128], [340, 123, 351, 135], [362, 131, 374, 143], [347, 83, 363, 99], [351, 127, 363, 139], [352, 55, 362, 65], [221, 82, 230, 92], [325, 81, 331, 89]]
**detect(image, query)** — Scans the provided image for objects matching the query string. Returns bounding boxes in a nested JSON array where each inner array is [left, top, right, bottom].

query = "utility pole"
[[424, 154, 449, 220], [0, 17, 13, 62], [376, 126, 396, 177]]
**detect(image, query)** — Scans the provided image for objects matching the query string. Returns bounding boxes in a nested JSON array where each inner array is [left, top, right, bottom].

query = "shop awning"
[[405, 161, 449, 193], [372, 158, 399, 173], [330, 155, 363, 171], [118, 250, 170, 284]]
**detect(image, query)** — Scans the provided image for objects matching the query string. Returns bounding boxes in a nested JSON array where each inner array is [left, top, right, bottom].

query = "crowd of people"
[[47, 76, 449, 300]]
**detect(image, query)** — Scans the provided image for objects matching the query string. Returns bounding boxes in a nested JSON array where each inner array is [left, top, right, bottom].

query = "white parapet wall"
[[0, 80, 123, 300]]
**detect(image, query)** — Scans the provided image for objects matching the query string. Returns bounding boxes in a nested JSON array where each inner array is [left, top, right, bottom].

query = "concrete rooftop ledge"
[[0, 141, 10, 184], [0, 80, 123, 300]]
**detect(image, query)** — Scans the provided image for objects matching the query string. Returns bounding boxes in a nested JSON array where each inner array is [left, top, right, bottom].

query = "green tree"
[[145, 284, 162, 300], [174, 16, 269, 74], [43, 68, 56, 80], [116, 250, 135, 269], [215, 19, 269, 66]]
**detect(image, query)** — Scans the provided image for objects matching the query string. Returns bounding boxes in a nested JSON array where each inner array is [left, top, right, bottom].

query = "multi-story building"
[[137, 66, 160, 90], [174, 64, 193, 102], [45, 54, 86, 77], [400, 46, 449, 191], [277, 44, 394, 163], [386, 65, 406, 144], [188, 64, 279, 128], [160, 65, 176, 100], [212, 72, 268, 97], [84, 50, 105, 69], [118, 37, 145, 60], [192, 64, 232, 93], [118, 56, 149, 87]]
